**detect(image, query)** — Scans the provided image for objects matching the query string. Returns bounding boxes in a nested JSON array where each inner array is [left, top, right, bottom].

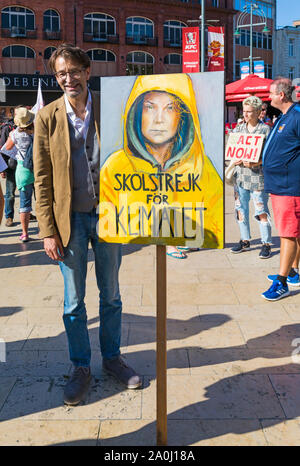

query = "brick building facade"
[[233, 0, 276, 80], [274, 21, 300, 82], [0, 0, 236, 117]]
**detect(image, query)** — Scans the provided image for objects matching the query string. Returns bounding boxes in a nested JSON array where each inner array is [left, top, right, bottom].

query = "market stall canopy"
[[226, 74, 273, 102]]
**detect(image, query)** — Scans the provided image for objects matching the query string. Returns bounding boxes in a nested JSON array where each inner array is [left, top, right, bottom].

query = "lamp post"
[[201, 0, 205, 73], [234, 1, 270, 75], [187, 0, 219, 73]]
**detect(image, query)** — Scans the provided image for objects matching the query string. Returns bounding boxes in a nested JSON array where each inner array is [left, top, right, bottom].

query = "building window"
[[268, 34, 272, 50], [289, 39, 294, 57], [257, 32, 262, 48], [2, 45, 35, 58], [126, 17, 154, 43], [84, 13, 116, 39], [43, 10, 60, 31], [44, 46, 56, 60], [235, 0, 272, 18], [235, 60, 241, 79], [164, 53, 182, 65], [237, 30, 269, 49], [164, 20, 186, 47], [87, 49, 116, 62], [265, 63, 272, 79], [289, 67, 295, 80], [1, 6, 35, 33], [126, 51, 154, 75]]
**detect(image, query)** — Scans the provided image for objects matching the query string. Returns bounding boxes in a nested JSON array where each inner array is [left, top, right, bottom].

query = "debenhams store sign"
[[0, 74, 99, 91], [0, 74, 60, 90]]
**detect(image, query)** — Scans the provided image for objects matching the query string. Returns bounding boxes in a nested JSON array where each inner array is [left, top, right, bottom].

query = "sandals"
[[177, 246, 201, 252], [166, 250, 187, 259], [19, 234, 29, 243]]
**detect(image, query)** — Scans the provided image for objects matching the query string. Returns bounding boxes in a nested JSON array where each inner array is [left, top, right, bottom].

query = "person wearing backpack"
[[5, 107, 34, 242], [0, 117, 17, 227]]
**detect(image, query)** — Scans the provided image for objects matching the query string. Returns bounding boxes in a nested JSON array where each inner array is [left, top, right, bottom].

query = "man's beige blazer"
[[33, 91, 100, 247]]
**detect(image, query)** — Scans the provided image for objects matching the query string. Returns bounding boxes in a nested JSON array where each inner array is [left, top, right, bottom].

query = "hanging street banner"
[[182, 27, 200, 73], [207, 26, 225, 72], [99, 72, 224, 249], [240, 61, 265, 79], [254, 60, 265, 78], [225, 132, 265, 163], [240, 62, 250, 79]]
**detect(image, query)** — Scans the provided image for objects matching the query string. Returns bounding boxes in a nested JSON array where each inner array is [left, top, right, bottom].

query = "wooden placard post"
[[99, 72, 225, 447], [156, 245, 167, 446]]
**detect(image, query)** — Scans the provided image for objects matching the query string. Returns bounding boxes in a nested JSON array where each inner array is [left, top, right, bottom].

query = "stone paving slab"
[[0, 419, 100, 446], [0, 375, 143, 422], [99, 419, 268, 446], [142, 375, 285, 420], [0, 350, 72, 377], [261, 420, 300, 446]]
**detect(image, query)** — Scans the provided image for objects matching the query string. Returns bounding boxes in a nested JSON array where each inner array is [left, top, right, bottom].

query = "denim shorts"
[[19, 183, 33, 213]]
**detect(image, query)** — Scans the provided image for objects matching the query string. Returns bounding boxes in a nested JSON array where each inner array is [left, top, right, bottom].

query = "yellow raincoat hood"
[[100, 73, 223, 248], [123, 74, 204, 176]]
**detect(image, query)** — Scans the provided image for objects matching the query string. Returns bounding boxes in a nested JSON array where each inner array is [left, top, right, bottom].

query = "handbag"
[[224, 160, 236, 186], [7, 157, 17, 170]]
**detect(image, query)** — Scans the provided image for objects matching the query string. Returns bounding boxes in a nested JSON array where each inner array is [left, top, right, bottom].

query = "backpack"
[[22, 136, 33, 172]]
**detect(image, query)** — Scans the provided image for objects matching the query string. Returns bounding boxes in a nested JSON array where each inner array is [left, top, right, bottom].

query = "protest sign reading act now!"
[[225, 132, 265, 163]]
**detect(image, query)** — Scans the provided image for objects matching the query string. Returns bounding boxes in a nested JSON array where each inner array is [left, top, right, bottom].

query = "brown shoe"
[[64, 366, 92, 406], [103, 356, 142, 389], [5, 218, 13, 227]]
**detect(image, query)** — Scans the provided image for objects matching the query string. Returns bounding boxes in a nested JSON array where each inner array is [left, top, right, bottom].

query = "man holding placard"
[[33, 44, 141, 406], [226, 96, 272, 258]]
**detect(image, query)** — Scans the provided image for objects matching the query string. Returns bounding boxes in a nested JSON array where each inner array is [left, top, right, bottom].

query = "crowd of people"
[[228, 78, 300, 301], [0, 106, 36, 240], [0, 43, 299, 406]]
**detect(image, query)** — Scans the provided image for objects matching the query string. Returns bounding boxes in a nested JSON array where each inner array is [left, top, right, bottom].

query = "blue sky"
[[277, 0, 300, 27]]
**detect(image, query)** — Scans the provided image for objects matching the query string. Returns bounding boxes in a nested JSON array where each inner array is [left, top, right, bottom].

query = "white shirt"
[[10, 128, 32, 161], [64, 90, 92, 140]]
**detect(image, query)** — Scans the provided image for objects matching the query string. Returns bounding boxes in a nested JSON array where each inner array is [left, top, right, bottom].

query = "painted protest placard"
[[0, 143, 17, 160], [99, 72, 224, 249], [225, 132, 265, 163], [0, 153, 7, 172]]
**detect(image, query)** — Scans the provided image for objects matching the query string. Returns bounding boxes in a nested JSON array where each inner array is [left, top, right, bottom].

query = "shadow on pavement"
[[1, 312, 300, 447]]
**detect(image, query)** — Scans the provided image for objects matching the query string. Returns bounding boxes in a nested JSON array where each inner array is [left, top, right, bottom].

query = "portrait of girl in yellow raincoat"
[[99, 73, 223, 248]]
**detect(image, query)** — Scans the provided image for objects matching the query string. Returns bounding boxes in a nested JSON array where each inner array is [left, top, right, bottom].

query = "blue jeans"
[[4, 168, 16, 219], [234, 184, 272, 244], [19, 183, 33, 213], [59, 209, 122, 367]]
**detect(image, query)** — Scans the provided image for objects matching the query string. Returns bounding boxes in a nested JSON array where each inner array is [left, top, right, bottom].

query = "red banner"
[[182, 27, 200, 73], [207, 26, 224, 72]]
